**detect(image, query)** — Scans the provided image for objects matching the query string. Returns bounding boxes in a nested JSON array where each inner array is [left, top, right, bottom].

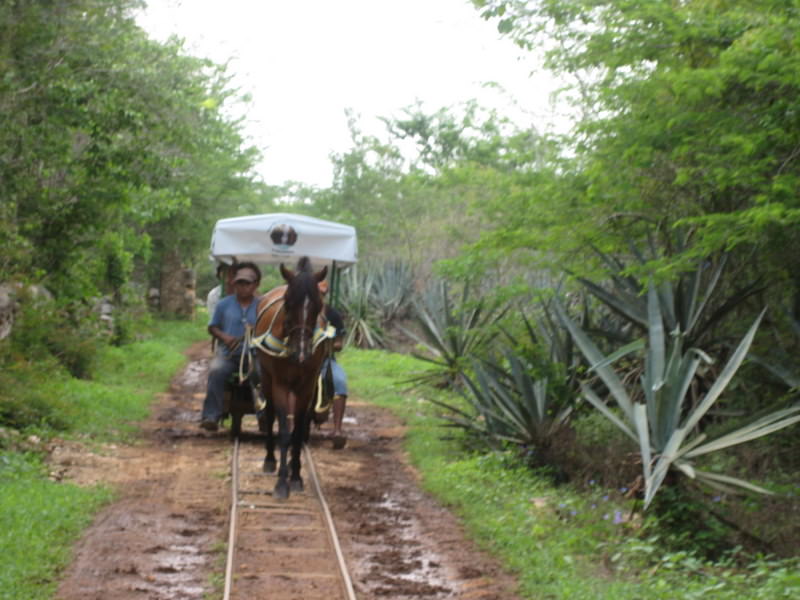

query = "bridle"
[[282, 294, 322, 362]]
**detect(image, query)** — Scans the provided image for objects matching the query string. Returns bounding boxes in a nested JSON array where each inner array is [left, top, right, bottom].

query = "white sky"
[[137, 0, 569, 188]]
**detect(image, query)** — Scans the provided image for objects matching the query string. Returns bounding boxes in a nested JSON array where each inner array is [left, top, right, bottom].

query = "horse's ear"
[[280, 263, 295, 282], [314, 265, 328, 283]]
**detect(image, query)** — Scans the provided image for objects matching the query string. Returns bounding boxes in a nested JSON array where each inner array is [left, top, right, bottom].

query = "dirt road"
[[51, 342, 520, 599]]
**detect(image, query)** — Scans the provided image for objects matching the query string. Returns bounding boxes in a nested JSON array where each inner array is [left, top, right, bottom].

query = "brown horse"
[[253, 256, 329, 499]]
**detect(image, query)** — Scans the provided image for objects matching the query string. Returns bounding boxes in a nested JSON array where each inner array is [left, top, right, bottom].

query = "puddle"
[[356, 489, 453, 596], [176, 359, 208, 388]]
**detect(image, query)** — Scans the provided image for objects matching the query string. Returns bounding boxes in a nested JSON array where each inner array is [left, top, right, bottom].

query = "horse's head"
[[280, 256, 328, 364]]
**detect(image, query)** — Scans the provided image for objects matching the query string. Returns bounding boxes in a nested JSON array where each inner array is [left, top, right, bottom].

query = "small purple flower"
[[558, 502, 566, 509], [589, 479, 596, 485], [712, 495, 722, 503], [570, 510, 577, 516], [603, 513, 610, 520], [613, 510, 624, 524], [619, 487, 628, 493], [602, 495, 609, 502], [591, 503, 597, 509]]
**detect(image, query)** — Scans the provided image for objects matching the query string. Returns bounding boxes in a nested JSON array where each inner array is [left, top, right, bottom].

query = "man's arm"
[[209, 325, 240, 352]]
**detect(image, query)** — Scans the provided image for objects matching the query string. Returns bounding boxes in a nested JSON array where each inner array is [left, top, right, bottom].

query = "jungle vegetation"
[[1, 0, 799, 597]]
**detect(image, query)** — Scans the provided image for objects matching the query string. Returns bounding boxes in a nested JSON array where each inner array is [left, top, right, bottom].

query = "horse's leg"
[[289, 397, 310, 493], [260, 370, 277, 473], [262, 401, 276, 473], [274, 406, 291, 499], [288, 419, 304, 493]]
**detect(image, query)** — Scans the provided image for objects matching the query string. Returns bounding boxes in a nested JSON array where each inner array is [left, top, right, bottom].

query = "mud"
[[52, 342, 521, 599]]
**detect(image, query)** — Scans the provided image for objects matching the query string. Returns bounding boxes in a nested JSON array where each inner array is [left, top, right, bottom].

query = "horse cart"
[[208, 213, 357, 463]]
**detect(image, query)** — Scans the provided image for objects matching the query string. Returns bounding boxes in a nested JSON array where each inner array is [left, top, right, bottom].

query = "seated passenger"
[[200, 262, 261, 431]]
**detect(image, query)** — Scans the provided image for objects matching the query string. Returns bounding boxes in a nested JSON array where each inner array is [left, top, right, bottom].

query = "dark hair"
[[234, 261, 261, 282]]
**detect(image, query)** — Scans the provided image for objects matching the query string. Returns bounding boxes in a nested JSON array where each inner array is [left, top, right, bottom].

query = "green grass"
[[339, 348, 800, 600], [0, 452, 113, 599], [0, 317, 207, 599]]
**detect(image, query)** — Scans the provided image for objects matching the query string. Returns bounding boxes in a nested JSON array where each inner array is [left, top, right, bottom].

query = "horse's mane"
[[284, 256, 321, 309]]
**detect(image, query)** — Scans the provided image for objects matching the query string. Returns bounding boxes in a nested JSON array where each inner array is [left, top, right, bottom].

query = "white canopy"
[[209, 213, 358, 268]]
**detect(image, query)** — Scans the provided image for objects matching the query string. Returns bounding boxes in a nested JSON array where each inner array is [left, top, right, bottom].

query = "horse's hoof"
[[263, 458, 277, 473], [290, 478, 304, 493], [332, 434, 347, 450], [274, 480, 289, 500]]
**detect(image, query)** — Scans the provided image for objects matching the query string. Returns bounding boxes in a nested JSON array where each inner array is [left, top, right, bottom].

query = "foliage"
[[446, 351, 573, 450], [456, 1, 800, 393], [575, 245, 765, 351], [0, 316, 206, 438], [339, 265, 386, 349], [430, 307, 579, 451], [749, 308, 800, 396], [335, 259, 417, 348], [557, 287, 800, 509], [369, 259, 415, 325], [401, 280, 508, 387], [343, 347, 800, 599], [0, 452, 113, 600], [0, 0, 260, 303], [3, 295, 107, 379]]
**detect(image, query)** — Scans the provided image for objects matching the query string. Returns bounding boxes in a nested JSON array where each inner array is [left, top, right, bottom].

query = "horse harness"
[[249, 293, 335, 359]]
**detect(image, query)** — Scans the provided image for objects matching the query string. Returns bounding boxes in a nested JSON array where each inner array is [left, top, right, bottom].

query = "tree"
[[0, 0, 261, 301], [468, 0, 800, 298]]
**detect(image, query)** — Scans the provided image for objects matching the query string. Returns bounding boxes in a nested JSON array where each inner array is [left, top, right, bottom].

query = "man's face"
[[233, 268, 259, 299]]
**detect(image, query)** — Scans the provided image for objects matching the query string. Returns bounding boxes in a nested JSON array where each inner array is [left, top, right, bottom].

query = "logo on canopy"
[[269, 224, 298, 254]]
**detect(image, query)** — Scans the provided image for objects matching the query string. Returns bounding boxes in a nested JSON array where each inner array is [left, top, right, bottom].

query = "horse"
[[252, 256, 330, 499]]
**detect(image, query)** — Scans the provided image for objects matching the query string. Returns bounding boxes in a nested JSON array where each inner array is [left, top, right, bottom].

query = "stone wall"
[[0, 283, 55, 340], [0, 284, 14, 341], [159, 250, 196, 319]]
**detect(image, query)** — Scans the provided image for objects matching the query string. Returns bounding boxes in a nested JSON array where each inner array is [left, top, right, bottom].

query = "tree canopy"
[[0, 0, 267, 300]]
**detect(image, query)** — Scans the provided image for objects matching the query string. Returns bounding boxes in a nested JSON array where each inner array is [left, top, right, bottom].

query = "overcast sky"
[[137, 0, 568, 187]]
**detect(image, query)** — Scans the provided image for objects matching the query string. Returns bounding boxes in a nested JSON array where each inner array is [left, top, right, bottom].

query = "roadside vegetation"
[[0, 317, 206, 600], [342, 349, 800, 599]]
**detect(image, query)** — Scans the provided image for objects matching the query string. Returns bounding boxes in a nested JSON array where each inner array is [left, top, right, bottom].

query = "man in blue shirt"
[[200, 262, 261, 431]]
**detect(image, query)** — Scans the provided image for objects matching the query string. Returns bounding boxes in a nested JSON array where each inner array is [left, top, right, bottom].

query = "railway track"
[[222, 436, 358, 600]]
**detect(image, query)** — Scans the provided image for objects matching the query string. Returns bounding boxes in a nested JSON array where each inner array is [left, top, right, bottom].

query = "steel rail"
[[222, 437, 357, 600], [223, 437, 240, 600], [304, 445, 358, 600]]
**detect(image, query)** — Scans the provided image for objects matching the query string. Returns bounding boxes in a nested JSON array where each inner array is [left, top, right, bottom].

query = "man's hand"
[[222, 333, 242, 352], [209, 325, 241, 353]]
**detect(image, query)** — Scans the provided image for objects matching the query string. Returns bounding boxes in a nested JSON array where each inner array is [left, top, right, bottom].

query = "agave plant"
[[557, 286, 800, 509], [400, 280, 508, 387], [432, 349, 574, 450], [370, 259, 415, 324], [749, 307, 800, 394], [576, 245, 764, 351], [339, 265, 385, 348]]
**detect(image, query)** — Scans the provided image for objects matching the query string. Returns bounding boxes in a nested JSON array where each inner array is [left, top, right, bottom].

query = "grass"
[[0, 317, 207, 599], [339, 347, 800, 600], [0, 452, 113, 599]]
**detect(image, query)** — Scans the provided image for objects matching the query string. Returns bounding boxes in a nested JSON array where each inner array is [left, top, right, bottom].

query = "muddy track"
[[52, 342, 521, 599]]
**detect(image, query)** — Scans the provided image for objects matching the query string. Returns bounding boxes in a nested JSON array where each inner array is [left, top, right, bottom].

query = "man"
[[205, 263, 227, 319], [320, 284, 349, 449], [200, 262, 261, 431]]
